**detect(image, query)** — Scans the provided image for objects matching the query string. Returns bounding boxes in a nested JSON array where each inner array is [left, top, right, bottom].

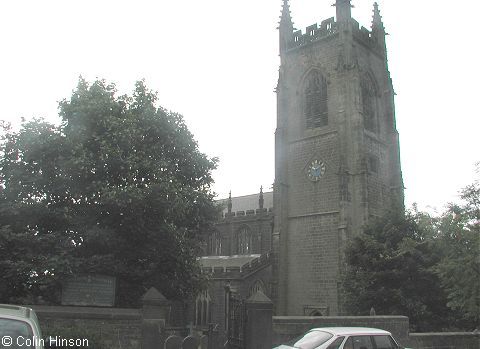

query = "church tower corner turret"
[[335, 0, 353, 24], [371, 2, 385, 33], [279, 0, 294, 56], [371, 2, 387, 57]]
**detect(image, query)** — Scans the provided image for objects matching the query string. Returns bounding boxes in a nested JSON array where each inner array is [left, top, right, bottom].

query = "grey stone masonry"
[[142, 287, 171, 349], [274, 0, 404, 315], [245, 291, 274, 349]]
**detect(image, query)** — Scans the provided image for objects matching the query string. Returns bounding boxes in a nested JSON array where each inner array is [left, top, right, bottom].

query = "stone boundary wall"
[[30, 305, 479, 349], [31, 305, 143, 349], [272, 316, 410, 347], [408, 332, 480, 349]]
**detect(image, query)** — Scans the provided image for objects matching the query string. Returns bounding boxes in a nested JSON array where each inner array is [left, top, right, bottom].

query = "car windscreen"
[[0, 318, 34, 349], [284, 330, 333, 349]]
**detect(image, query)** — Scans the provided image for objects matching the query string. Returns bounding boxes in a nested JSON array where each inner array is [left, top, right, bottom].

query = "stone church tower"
[[273, 0, 404, 315]]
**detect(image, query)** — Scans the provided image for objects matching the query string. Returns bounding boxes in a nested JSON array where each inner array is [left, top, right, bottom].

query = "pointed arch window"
[[195, 290, 211, 326], [249, 279, 267, 297], [305, 71, 328, 129], [208, 231, 222, 256], [361, 76, 378, 133], [236, 226, 252, 255]]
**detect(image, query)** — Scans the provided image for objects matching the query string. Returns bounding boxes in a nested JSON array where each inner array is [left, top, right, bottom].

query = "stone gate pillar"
[[245, 291, 273, 349], [141, 287, 171, 349]]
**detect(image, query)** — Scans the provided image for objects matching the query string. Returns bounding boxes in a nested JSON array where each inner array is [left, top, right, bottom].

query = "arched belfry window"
[[361, 76, 378, 133], [236, 226, 252, 255], [305, 71, 328, 129]]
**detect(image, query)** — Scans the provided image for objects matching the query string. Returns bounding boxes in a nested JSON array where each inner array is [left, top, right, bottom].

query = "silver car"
[[274, 327, 412, 349], [0, 304, 44, 349]]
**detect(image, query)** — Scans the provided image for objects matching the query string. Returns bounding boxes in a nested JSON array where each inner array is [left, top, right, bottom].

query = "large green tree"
[[0, 79, 218, 305], [342, 210, 452, 331], [343, 169, 480, 331], [434, 166, 479, 328]]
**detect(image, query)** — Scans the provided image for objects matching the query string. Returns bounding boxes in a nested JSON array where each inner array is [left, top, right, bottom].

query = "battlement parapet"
[[221, 207, 273, 220], [290, 17, 337, 49], [287, 17, 382, 54], [351, 19, 382, 52], [225, 266, 241, 274], [201, 253, 272, 279]]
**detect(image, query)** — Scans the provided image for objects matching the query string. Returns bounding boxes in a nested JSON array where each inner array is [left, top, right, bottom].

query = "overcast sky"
[[1, 0, 479, 213]]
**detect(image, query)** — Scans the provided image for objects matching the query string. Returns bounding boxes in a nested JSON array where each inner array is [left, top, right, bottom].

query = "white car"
[[274, 327, 412, 349], [0, 304, 44, 349]]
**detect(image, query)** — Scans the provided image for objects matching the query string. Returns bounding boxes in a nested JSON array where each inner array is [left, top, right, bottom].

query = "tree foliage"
[[343, 210, 451, 331], [434, 165, 479, 328], [0, 79, 218, 305], [343, 168, 480, 331]]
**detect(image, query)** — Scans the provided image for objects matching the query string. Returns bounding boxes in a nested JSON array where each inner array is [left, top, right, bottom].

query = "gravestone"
[[199, 335, 208, 349], [164, 335, 182, 349], [182, 336, 197, 349], [61, 274, 116, 306]]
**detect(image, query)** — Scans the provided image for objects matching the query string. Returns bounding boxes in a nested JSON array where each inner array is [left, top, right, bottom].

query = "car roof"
[[309, 327, 391, 336], [0, 304, 34, 320]]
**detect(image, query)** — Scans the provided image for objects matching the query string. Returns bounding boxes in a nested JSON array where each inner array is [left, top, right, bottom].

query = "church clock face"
[[306, 159, 326, 182]]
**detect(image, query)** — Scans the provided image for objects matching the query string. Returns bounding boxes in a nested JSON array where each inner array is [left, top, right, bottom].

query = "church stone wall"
[[287, 133, 340, 216], [408, 332, 480, 349], [214, 211, 273, 256], [275, 0, 404, 316], [276, 28, 348, 316], [282, 38, 341, 141], [286, 213, 340, 315], [202, 262, 273, 338], [202, 0, 404, 320]]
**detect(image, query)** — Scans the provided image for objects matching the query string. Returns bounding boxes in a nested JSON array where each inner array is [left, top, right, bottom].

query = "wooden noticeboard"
[[61, 275, 116, 307]]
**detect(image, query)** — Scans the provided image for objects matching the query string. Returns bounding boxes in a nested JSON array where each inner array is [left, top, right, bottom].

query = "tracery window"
[[361, 76, 378, 133], [195, 290, 211, 326], [236, 226, 252, 255], [208, 231, 222, 255], [305, 71, 328, 129]]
